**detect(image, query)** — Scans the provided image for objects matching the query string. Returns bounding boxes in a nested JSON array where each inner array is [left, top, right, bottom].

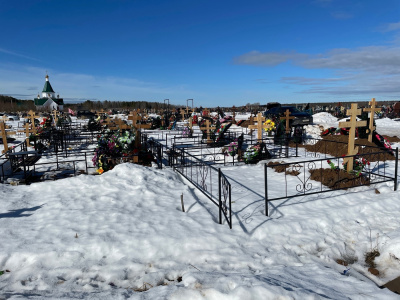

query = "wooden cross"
[[363, 98, 381, 143], [27, 110, 39, 126], [113, 118, 131, 130], [180, 109, 186, 121], [0, 122, 16, 154], [248, 113, 266, 141], [52, 109, 59, 126], [247, 115, 255, 134], [280, 109, 295, 134], [200, 119, 214, 143], [96, 109, 107, 117], [19, 123, 37, 148], [232, 106, 236, 123], [188, 116, 193, 130], [339, 103, 367, 172], [128, 111, 141, 129]]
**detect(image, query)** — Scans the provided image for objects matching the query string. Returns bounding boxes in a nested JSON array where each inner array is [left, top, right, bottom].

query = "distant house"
[[34, 74, 64, 111]]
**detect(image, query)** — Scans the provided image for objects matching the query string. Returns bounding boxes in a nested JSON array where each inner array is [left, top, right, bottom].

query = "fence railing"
[[174, 148, 232, 229], [264, 148, 399, 216]]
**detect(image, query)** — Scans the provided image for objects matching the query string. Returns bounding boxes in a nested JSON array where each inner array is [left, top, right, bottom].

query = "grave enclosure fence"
[[173, 148, 232, 229], [264, 148, 399, 216]]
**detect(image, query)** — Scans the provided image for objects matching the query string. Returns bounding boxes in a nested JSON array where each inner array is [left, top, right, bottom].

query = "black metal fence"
[[264, 148, 399, 216], [174, 148, 232, 229]]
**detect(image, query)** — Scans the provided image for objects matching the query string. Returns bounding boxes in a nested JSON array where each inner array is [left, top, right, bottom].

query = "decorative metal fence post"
[[264, 163, 268, 216], [218, 168, 222, 225], [395, 147, 399, 191]]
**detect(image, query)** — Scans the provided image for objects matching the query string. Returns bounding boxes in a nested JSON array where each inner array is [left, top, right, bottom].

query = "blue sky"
[[0, 0, 399, 107]]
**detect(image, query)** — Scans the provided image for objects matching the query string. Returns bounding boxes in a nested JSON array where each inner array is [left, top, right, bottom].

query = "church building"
[[34, 74, 64, 111]]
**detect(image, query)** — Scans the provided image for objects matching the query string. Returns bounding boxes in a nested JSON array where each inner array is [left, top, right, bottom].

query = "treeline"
[[65, 100, 183, 111], [0, 95, 35, 112]]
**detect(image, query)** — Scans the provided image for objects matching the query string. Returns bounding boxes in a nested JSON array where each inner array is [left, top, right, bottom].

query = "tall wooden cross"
[[339, 103, 367, 172], [247, 115, 255, 135], [280, 109, 295, 134], [113, 118, 130, 130], [188, 116, 193, 130], [363, 98, 381, 142], [52, 109, 59, 126], [248, 113, 266, 141], [180, 109, 186, 121], [20, 123, 37, 148], [128, 111, 141, 129], [27, 110, 39, 127], [200, 119, 214, 143], [0, 122, 16, 154]]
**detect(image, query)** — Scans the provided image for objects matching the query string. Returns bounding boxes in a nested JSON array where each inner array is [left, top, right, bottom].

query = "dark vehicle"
[[76, 110, 95, 119], [264, 105, 313, 126]]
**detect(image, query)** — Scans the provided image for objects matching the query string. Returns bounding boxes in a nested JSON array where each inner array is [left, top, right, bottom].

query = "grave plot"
[[163, 104, 399, 230]]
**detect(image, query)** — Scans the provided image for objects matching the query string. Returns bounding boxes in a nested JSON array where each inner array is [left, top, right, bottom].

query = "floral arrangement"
[[243, 144, 261, 164], [225, 140, 238, 156], [263, 119, 276, 132], [29, 116, 53, 143], [92, 130, 136, 174], [182, 126, 193, 138], [327, 155, 370, 176], [215, 123, 229, 142], [327, 159, 339, 171], [167, 115, 176, 130]]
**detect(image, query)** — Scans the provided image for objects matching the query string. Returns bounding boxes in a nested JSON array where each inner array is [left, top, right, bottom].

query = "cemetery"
[[1, 100, 398, 222], [1, 99, 400, 297]]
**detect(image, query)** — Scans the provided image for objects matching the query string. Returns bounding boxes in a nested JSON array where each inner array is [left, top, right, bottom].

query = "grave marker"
[[248, 113, 266, 141], [280, 109, 295, 134], [27, 110, 39, 126], [128, 111, 141, 129], [363, 98, 381, 143], [200, 119, 214, 143], [339, 103, 367, 172], [0, 122, 16, 154], [180, 109, 186, 121], [21, 123, 37, 148]]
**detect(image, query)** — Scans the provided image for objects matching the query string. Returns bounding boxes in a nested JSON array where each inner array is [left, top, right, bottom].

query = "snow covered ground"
[[1, 112, 400, 299]]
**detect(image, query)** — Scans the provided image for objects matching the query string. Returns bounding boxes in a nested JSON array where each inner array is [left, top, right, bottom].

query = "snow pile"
[[1, 161, 400, 298], [312, 112, 338, 129]]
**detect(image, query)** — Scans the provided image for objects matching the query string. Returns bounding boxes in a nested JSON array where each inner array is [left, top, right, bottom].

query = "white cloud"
[[234, 44, 400, 98], [0, 63, 195, 103], [379, 21, 400, 32], [234, 51, 305, 66]]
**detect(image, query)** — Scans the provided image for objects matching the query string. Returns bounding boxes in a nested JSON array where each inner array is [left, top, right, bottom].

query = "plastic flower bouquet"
[[343, 156, 370, 176], [243, 144, 261, 164], [225, 140, 238, 156], [263, 119, 276, 135], [182, 126, 193, 138], [92, 130, 136, 173]]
